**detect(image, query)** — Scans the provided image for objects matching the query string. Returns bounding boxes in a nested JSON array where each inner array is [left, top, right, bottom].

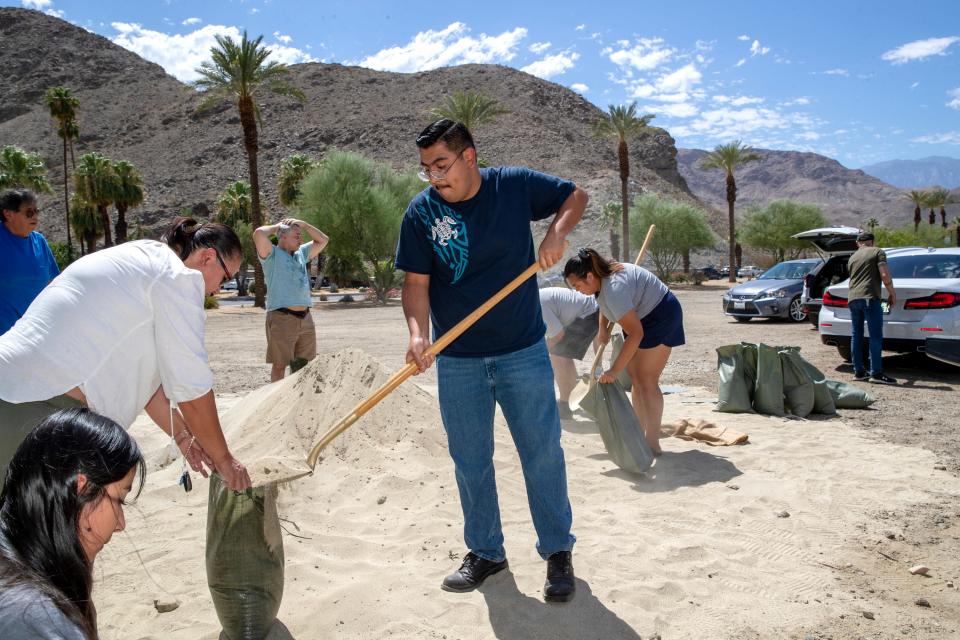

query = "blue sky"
[[10, 0, 960, 168]]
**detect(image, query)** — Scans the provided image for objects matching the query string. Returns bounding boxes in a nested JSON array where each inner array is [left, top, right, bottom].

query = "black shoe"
[[543, 551, 575, 602], [441, 552, 507, 592], [853, 370, 869, 381], [557, 401, 574, 420], [871, 373, 898, 385]]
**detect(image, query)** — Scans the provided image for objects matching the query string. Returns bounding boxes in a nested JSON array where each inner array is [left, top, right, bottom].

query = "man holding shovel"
[[396, 119, 587, 602]]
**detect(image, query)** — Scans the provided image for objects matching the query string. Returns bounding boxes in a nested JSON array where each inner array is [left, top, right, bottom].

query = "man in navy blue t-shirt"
[[395, 119, 587, 602]]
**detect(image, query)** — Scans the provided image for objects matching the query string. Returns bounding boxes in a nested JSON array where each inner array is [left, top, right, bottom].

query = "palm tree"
[[592, 103, 655, 260], [428, 90, 510, 134], [45, 87, 80, 256], [927, 188, 951, 228], [73, 152, 117, 248], [698, 141, 761, 282], [216, 180, 255, 296], [906, 190, 926, 232], [69, 195, 100, 255], [277, 154, 318, 207], [599, 201, 622, 260], [954, 217, 960, 248], [112, 160, 145, 243], [0, 146, 53, 193], [865, 217, 879, 231], [193, 31, 305, 308], [926, 190, 937, 225]]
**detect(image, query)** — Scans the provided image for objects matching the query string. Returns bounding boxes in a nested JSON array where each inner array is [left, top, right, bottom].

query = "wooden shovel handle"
[[306, 262, 541, 469]]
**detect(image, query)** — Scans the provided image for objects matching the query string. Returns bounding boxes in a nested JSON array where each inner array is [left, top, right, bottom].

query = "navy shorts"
[[625, 291, 685, 349]]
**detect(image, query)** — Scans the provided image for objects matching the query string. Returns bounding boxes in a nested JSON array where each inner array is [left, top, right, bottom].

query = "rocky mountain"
[[860, 156, 960, 190], [0, 7, 696, 254], [677, 148, 920, 228]]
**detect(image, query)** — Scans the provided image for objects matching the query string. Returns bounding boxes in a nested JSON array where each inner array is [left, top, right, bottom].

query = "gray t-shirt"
[[0, 584, 86, 639], [598, 263, 669, 323], [539, 287, 599, 338]]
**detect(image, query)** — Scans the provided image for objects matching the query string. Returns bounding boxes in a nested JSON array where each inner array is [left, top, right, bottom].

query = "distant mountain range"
[[860, 156, 960, 190], [676, 148, 925, 229]]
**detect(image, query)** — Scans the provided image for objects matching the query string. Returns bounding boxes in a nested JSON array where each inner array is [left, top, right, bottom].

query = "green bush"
[[204, 294, 219, 309]]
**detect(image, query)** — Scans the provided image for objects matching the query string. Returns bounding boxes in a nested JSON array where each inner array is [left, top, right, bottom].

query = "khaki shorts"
[[265, 309, 317, 364]]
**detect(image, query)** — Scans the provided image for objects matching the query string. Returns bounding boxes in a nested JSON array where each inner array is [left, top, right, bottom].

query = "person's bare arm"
[[538, 187, 588, 269], [283, 218, 329, 259], [253, 223, 281, 259], [177, 391, 251, 490], [144, 386, 214, 477], [879, 262, 896, 308], [598, 310, 643, 383], [402, 272, 433, 374]]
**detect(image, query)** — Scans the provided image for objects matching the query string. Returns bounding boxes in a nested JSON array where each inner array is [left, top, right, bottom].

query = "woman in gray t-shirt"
[[563, 249, 685, 454], [0, 409, 146, 640]]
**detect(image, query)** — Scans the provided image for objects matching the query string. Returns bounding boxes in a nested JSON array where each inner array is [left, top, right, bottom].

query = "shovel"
[[568, 225, 656, 411], [305, 261, 542, 470]]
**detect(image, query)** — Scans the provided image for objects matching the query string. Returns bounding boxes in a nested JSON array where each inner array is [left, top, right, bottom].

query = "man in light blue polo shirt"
[[1, 189, 59, 336], [253, 217, 328, 381]]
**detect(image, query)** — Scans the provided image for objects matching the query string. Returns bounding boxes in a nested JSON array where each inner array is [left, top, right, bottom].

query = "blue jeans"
[[437, 340, 576, 562], [849, 298, 884, 375]]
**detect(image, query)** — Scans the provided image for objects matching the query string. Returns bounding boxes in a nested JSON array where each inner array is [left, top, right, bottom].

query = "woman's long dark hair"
[[161, 216, 242, 261], [0, 409, 146, 639], [563, 248, 623, 282]]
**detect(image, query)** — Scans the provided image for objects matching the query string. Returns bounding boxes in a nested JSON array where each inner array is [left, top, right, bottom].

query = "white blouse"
[[0, 240, 214, 427]]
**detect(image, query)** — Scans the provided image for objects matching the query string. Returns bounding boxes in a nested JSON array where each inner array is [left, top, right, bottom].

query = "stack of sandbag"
[[715, 342, 874, 417]]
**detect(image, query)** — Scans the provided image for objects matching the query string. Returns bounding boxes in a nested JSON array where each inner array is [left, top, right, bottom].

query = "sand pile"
[[220, 348, 447, 485]]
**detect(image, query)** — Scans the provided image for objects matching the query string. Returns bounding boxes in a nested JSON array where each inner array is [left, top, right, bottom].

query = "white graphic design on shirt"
[[430, 215, 459, 247]]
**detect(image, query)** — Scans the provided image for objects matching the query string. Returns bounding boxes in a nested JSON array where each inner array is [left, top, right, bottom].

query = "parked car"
[[220, 279, 238, 291], [721, 258, 823, 322], [737, 265, 764, 279], [696, 266, 722, 280], [818, 247, 960, 363]]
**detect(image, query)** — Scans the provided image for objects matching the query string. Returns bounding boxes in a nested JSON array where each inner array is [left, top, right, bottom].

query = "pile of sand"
[[220, 348, 447, 485]]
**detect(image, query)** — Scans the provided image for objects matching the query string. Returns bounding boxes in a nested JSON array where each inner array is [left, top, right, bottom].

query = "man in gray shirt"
[[846, 232, 897, 384]]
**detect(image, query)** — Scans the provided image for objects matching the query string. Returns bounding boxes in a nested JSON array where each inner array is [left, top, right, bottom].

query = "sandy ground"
[[91, 285, 960, 639]]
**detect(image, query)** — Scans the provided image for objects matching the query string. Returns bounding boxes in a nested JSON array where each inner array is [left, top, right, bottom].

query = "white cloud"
[[749, 40, 770, 56], [910, 81, 920, 89], [822, 68, 849, 76], [782, 96, 811, 106], [655, 63, 701, 94], [734, 58, 746, 67], [737, 35, 750, 41], [521, 51, 579, 79], [273, 31, 292, 44], [529, 41, 551, 54], [607, 37, 674, 71], [882, 36, 960, 64], [797, 131, 821, 141], [357, 22, 527, 72], [110, 23, 316, 83], [912, 131, 960, 144], [948, 87, 960, 109], [21, 0, 51, 8], [575, 24, 586, 31], [249, 7, 259, 14], [182, 17, 201, 26], [643, 102, 698, 118], [570, 83, 589, 93], [695, 39, 714, 51], [669, 106, 797, 141]]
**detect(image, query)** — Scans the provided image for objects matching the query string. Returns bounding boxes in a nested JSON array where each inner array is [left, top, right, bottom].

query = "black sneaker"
[[853, 370, 869, 381], [871, 373, 898, 385], [441, 552, 507, 592], [543, 551, 575, 602], [557, 401, 574, 420]]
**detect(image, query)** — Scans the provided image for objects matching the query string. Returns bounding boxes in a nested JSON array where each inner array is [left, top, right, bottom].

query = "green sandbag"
[[610, 333, 633, 391], [779, 348, 815, 418], [581, 379, 654, 474], [796, 359, 837, 415], [824, 380, 876, 409], [715, 344, 754, 413], [752, 343, 786, 416], [207, 474, 285, 640]]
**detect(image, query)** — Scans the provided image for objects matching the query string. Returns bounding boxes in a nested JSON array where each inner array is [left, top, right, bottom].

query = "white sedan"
[[818, 247, 960, 366]]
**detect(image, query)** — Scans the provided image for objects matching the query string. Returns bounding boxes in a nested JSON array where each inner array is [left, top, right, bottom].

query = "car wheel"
[[788, 297, 807, 322], [734, 316, 752, 323], [837, 344, 852, 362]]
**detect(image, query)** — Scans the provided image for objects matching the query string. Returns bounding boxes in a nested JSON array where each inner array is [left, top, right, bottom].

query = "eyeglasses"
[[417, 151, 463, 183], [213, 249, 234, 286], [17, 205, 39, 219]]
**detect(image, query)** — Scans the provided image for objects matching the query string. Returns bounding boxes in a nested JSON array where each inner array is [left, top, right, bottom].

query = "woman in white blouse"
[[0, 217, 251, 490], [563, 248, 685, 455]]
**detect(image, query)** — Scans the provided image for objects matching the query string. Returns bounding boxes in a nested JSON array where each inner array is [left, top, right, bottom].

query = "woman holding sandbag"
[[563, 248, 685, 455]]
